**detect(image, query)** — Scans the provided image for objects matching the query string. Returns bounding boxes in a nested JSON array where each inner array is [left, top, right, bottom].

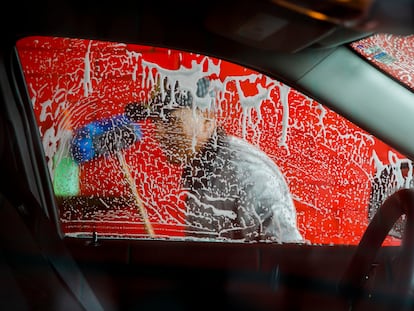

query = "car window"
[[16, 35, 413, 245], [350, 33, 414, 92]]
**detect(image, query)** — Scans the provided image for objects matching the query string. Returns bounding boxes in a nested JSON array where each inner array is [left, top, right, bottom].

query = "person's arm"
[[252, 165, 303, 243], [231, 136, 304, 243]]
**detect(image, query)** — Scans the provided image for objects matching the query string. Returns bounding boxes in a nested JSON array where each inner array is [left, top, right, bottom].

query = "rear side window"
[[16, 36, 413, 245]]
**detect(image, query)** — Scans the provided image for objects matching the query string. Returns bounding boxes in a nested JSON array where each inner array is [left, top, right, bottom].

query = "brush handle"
[[116, 152, 155, 237]]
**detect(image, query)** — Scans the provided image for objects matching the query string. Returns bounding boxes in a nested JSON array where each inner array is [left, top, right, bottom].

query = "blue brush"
[[71, 114, 143, 163]]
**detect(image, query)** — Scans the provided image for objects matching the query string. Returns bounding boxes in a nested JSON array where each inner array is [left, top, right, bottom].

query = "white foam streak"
[[83, 41, 93, 97]]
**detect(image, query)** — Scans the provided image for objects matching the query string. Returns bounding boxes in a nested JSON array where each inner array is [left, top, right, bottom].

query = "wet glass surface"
[[16, 36, 413, 245], [351, 33, 414, 91]]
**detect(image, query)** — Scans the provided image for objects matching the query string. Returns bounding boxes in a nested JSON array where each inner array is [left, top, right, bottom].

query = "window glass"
[[351, 33, 414, 91], [16, 36, 413, 245]]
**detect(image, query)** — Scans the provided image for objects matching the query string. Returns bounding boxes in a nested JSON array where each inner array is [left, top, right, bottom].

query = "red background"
[[16, 36, 404, 245]]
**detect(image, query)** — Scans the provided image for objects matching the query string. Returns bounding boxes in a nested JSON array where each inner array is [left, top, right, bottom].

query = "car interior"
[[1, 0, 414, 310]]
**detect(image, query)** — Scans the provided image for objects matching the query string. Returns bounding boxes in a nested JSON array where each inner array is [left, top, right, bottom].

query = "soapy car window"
[[16, 36, 413, 245], [351, 33, 414, 92]]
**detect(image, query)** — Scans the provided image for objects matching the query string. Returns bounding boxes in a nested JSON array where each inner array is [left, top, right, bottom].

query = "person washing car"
[[125, 76, 303, 243]]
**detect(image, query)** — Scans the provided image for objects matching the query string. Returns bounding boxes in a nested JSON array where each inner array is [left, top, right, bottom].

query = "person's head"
[[153, 106, 216, 165], [125, 76, 217, 165]]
